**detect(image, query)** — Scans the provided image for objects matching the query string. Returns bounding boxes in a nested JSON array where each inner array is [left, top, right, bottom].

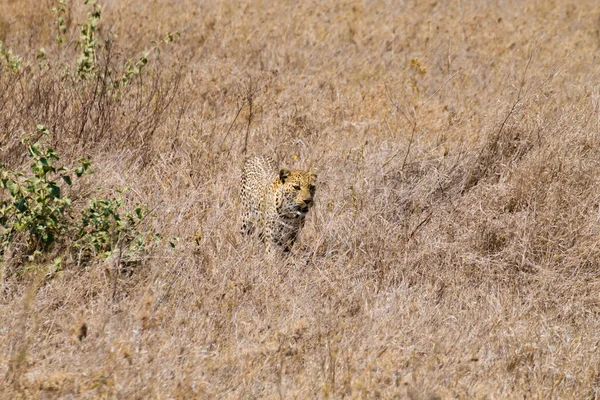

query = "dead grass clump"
[[3, 0, 600, 398]]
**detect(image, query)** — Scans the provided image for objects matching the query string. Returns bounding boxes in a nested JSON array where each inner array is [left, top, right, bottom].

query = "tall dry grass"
[[1, 0, 600, 397]]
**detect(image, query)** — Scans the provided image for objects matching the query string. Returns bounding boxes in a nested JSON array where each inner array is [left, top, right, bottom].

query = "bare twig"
[[152, 258, 184, 313], [421, 69, 461, 107], [381, 82, 418, 172], [242, 78, 254, 155], [409, 210, 434, 240], [111, 238, 124, 303], [477, 44, 536, 170], [221, 98, 245, 150]]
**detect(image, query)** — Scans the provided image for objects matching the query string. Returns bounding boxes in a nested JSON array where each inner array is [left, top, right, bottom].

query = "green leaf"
[[14, 198, 26, 212], [36, 125, 50, 136], [53, 256, 63, 268], [29, 143, 41, 156], [47, 148, 59, 160], [49, 183, 60, 199], [62, 175, 72, 185], [75, 166, 85, 177], [8, 181, 19, 196]]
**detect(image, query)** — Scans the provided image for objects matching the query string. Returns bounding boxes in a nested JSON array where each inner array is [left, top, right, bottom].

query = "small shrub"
[[0, 39, 21, 73], [0, 127, 157, 269], [77, 0, 102, 79], [51, 0, 68, 44], [0, 126, 89, 257], [73, 190, 159, 263]]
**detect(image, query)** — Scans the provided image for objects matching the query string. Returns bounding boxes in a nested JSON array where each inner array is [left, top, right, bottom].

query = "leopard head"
[[276, 168, 316, 218]]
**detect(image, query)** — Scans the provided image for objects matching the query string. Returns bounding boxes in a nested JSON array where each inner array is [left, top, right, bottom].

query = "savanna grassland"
[[1, 0, 600, 398]]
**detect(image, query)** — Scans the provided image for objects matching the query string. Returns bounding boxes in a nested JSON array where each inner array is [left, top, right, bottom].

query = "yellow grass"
[[1, 0, 600, 397]]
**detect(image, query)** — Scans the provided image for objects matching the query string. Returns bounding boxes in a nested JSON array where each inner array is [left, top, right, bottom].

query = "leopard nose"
[[304, 199, 312, 205]]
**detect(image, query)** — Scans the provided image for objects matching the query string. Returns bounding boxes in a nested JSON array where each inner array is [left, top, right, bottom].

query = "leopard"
[[240, 155, 316, 253]]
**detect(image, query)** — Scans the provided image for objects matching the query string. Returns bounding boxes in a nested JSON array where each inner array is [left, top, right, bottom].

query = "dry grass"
[[1, 0, 600, 398]]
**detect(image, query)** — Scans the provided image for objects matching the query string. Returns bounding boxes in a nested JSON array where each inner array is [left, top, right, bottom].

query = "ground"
[[1, 0, 600, 398]]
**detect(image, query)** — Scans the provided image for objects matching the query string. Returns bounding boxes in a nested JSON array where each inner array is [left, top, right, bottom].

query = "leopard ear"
[[279, 168, 291, 183]]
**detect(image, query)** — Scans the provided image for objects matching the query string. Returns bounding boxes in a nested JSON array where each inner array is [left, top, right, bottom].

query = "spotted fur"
[[241, 155, 316, 252]]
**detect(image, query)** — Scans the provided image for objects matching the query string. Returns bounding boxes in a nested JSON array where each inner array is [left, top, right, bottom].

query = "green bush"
[[0, 127, 157, 268], [0, 0, 177, 271], [0, 126, 88, 256], [73, 190, 158, 263]]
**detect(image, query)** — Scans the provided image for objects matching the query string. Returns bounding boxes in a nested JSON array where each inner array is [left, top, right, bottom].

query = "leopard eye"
[[293, 185, 301, 190], [309, 185, 316, 191]]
